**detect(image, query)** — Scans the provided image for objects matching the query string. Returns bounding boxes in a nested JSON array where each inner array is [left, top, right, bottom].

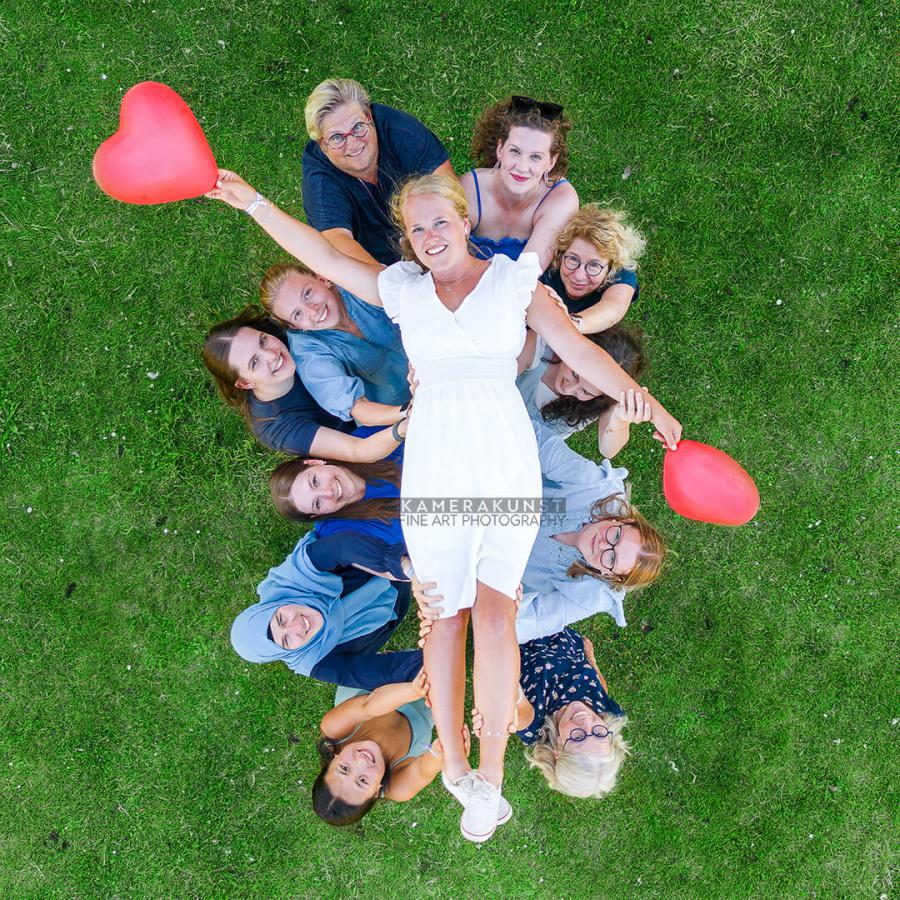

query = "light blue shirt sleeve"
[[292, 346, 366, 422], [533, 420, 629, 487], [515, 578, 627, 643]]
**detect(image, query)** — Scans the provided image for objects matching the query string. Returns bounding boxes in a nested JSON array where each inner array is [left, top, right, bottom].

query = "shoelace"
[[464, 772, 498, 802]]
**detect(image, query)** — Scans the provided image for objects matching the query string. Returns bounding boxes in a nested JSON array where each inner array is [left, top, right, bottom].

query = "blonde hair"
[[525, 712, 630, 799], [553, 205, 646, 283], [389, 174, 470, 261], [566, 493, 666, 590], [305, 78, 371, 141], [259, 262, 316, 324]]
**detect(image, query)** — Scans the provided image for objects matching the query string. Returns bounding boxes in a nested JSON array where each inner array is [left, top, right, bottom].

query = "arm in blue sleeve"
[[310, 648, 424, 690], [533, 420, 609, 485], [307, 532, 408, 580], [515, 580, 627, 644], [294, 348, 366, 421]]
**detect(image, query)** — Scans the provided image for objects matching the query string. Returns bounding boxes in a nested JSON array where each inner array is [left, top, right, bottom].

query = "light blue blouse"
[[288, 287, 411, 421], [515, 424, 630, 641]]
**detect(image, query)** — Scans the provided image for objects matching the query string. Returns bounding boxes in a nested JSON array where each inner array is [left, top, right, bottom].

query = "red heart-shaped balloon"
[[93, 81, 218, 204], [663, 439, 760, 526]]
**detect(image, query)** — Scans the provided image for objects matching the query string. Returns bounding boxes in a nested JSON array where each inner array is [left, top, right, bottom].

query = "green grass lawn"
[[1, 0, 897, 895]]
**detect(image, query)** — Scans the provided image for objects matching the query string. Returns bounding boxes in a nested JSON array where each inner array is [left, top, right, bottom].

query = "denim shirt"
[[288, 287, 411, 421]]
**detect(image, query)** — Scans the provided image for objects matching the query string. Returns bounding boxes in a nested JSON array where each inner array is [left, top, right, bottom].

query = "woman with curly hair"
[[460, 95, 579, 269], [516, 325, 649, 458], [542, 204, 647, 333]]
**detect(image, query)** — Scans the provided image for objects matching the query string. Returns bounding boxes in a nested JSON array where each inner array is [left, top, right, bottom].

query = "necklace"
[[433, 265, 481, 293]]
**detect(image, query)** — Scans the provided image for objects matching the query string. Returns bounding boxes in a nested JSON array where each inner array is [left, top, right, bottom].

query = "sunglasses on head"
[[510, 95, 564, 121]]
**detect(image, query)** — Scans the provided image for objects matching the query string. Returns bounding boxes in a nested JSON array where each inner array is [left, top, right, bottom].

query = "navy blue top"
[[301, 103, 450, 266], [309, 580, 421, 689], [516, 627, 625, 746], [247, 374, 352, 455], [540, 266, 639, 317], [311, 427, 406, 578]]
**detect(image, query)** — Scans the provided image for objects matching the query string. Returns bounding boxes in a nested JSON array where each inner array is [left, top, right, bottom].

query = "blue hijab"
[[230, 533, 399, 676]]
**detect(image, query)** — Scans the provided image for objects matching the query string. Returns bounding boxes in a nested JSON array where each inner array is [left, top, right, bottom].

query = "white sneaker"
[[442, 772, 512, 828], [457, 772, 503, 843]]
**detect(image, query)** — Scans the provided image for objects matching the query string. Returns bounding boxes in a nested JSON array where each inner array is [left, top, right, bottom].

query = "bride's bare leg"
[[423, 608, 471, 781], [471, 581, 518, 787]]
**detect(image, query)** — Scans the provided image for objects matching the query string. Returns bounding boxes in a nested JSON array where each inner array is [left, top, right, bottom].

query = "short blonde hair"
[[389, 174, 470, 261], [553, 205, 646, 282], [305, 78, 371, 141], [525, 712, 630, 799]]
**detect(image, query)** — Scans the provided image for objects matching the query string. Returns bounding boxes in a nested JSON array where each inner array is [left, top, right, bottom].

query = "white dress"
[[377, 252, 543, 617]]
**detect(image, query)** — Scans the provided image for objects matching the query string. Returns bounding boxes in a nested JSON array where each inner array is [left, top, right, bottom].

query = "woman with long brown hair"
[[269, 441, 409, 581]]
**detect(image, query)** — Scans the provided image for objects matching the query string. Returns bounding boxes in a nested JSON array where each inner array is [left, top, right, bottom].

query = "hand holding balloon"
[[204, 168, 258, 210]]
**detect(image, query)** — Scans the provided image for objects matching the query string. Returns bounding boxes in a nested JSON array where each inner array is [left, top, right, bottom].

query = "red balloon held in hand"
[[92, 82, 217, 204], [663, 439, 760, 526]]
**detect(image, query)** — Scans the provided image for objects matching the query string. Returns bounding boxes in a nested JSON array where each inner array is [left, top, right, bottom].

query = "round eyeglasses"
[[323, 120, 372, 151], [563, 723, 613, 750], [561, 254, 609, 279], [597, 523, 623, 572]]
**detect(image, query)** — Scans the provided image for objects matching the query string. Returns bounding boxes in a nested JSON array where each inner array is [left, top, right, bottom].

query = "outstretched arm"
[[205, 169, 383, 305], [527, 284, 682, 450], [320, 671, 430, 739], [320, 227, 382, 266]]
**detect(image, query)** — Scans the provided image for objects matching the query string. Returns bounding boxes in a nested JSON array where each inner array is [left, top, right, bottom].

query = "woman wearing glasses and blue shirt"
[[460, 96, 579, 270], [541, 205, 646, 334], [301, 78, 454, 267]]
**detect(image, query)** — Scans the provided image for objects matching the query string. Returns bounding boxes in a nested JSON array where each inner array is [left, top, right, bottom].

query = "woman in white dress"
[[206, 169, 682, 842]]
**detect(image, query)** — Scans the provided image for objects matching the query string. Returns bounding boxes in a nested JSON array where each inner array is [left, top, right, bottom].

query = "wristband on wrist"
[[244, 192, 269, 216], [400, 557, 415, 580], [427, 742, 441, 757], [391, 419, 404, 442]]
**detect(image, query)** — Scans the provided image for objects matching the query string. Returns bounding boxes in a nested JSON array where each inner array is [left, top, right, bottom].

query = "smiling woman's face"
[[555, 701, 614, 757], [496, 125, 557, 193], [288, 462, 366, 516], [227, 327, 295, 390], [576, 519, 641, 578], [402, 192, 470, 273], [268, 604, 324, 650], [324, 741, 385, 803], [271, 272, 344, 331]]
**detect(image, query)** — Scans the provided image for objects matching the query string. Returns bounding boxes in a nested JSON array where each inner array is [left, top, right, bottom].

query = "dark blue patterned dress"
[[517, 627, 624, 746]]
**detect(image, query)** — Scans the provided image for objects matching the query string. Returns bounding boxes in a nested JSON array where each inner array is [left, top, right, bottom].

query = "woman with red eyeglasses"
[[460, 95, 579, 270]]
